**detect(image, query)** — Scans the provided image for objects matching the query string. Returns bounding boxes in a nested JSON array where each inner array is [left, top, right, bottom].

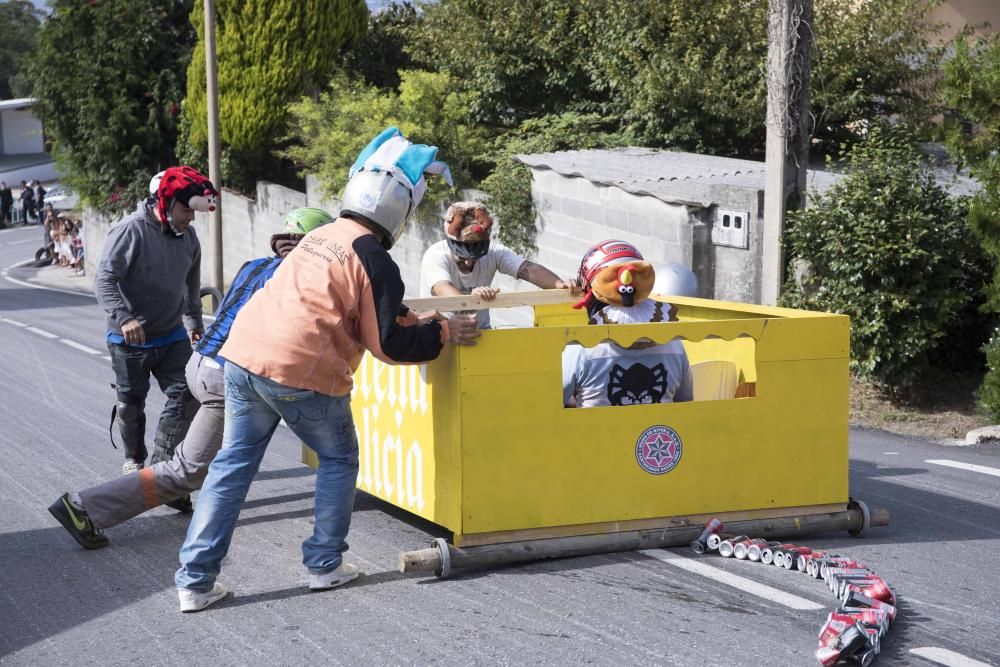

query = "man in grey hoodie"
[[95, 166, 218, 477]]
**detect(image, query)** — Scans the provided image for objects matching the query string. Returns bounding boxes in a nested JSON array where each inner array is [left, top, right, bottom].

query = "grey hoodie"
[[95, 201, 203, 340]]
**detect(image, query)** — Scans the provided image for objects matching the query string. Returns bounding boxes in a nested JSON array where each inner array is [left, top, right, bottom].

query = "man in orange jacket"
[[175, 128, 479, 612]]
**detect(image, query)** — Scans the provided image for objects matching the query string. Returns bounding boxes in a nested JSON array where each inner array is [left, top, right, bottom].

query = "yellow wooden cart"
[[303, 292, 885, 576]]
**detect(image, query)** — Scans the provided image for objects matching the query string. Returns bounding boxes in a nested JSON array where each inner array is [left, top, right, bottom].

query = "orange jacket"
[[220, 217, 448, 396]]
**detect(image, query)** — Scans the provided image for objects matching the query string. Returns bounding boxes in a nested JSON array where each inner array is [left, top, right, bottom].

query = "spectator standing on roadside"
[[0, 182, 13, 228], [34, 180, 46, 213], [42, 203, 57, 248], [19, 181, 35, 223], [96, 166, 217, 476]]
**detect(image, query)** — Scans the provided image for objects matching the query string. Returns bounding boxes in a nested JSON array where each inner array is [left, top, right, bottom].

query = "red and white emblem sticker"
[[635, 425, 682, 475]]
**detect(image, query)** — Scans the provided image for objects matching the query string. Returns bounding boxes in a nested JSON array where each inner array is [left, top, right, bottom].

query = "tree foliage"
[[344, 1, 417, 90], [781, 126, 980, 394], [285, 69, 486, 214], [410, 0, 943, 158], [941, 33, 1000, 418], [0, 1, 43, 99], [28, 0, 195, 211], [481, 113, 625, 253], [184, 0, 367, 190]]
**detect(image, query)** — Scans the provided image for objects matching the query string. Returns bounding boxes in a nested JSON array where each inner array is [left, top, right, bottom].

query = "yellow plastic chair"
[[690, 360, 739, 401]]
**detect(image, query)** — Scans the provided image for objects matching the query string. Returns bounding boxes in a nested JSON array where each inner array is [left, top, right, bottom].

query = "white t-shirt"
[[562, 339, 694, 408], [420, 240, 525, 329]]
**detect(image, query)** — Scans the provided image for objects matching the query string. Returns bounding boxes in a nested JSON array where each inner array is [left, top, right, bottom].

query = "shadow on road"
[[0, 286, 95, 311]]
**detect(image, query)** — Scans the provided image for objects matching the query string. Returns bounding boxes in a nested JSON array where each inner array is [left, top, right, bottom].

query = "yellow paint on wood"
[[302, 296, 850, 545]]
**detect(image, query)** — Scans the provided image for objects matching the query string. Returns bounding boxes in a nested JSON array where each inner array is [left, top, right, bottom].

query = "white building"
[[0, 98, 58, 185]]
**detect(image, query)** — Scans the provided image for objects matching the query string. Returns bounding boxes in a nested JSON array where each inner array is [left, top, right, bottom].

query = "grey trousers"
[[81, 353, 225, 530]]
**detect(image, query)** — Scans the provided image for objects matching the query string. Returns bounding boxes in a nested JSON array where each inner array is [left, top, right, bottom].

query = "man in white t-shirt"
[[420, 202, 577, 328]]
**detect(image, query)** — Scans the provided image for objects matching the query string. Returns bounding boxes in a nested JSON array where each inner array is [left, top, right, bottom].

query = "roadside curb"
[[2, 259, 95, 298]]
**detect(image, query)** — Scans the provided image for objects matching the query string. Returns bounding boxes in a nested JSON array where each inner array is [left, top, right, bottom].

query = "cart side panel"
[[458, 318, 849, 537]]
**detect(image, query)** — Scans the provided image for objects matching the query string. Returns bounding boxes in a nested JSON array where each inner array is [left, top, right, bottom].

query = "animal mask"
[[590, 261, 655, 307], [444, 202, 493, 242], [156, 166, 218, 234]]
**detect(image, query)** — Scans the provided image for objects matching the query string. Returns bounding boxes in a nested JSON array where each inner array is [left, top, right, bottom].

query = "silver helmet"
[[340, 127, 452, 250], [653, 262, 699, 297], [340, 169, 418, 250]]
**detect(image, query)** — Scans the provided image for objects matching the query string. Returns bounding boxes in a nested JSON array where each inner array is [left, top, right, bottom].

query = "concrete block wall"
[[528, 169, 696, 290]]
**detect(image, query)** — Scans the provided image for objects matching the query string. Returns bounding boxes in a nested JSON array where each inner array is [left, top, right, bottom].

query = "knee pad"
[[115, 400, 143, 425]]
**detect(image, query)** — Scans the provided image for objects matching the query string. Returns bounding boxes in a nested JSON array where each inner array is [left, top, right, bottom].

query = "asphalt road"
[[1, 223, 998, 666]]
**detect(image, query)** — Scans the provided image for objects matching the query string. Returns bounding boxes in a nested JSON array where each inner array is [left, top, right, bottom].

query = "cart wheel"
[[433, 537, 452, 579], [847, 498, 871, 537]]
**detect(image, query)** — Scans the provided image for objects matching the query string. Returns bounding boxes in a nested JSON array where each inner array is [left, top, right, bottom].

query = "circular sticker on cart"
[[635, 425, 682, 475]]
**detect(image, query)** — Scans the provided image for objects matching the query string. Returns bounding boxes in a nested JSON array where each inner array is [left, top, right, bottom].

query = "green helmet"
[[282, 207, 334, 235], [270, 207, 334, 256]]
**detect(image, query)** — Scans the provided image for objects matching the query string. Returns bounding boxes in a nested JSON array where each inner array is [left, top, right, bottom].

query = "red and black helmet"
[[573, 239, 644, 309]]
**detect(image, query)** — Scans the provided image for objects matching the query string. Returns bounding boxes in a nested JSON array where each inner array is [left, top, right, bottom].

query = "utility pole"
[[204, 0, 224, 291], [761, 0, 813, 305]]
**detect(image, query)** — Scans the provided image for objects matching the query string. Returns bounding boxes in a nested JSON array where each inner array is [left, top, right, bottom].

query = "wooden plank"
[[400, 504, 889, 573], [405, 288, 576, 312], [454, 502, 847, 547]]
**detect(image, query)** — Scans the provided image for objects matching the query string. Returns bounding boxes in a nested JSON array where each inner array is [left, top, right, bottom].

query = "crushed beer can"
[[748, 541, 782, 562], [841, 590, 897, 622], [840, 578, 896, 606], [734, 538, 768, 560], [760, 543, 795, 565], [808, 554, 842, 578], [690, 518, 724, 554], [706, 532, 730, 552], [815, 618, 873, 666], [834, 607, 891, 636], [718, 535, 750, 558], [798, 550, 827, 573], [824, 568, 874, 592]]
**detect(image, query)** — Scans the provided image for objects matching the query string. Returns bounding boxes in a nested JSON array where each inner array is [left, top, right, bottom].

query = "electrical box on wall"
[[712, 208, 750, 249]]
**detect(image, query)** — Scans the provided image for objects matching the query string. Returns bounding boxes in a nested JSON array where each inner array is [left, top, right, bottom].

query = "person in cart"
[[563, 239, 694, 408], [420, 201, 578, 329]]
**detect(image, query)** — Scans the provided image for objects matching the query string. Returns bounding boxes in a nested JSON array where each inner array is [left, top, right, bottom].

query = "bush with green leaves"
[[781, 126, 979, 394], [184, 0, 367, 192], [285, 69, 486, 217], [410, 0, 943, 159], [28, 0, 195, 212], [480, 113, 625, 254], [0, 1, 43, 99], [941, 33, 1000, 419]]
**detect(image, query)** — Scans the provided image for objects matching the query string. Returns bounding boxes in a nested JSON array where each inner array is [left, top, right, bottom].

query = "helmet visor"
[[448, 238, 490, 260]]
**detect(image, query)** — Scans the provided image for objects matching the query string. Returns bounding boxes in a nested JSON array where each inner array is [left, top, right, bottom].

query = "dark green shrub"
[[781, 125, 978, 394], [977, 331, 1000, 422]]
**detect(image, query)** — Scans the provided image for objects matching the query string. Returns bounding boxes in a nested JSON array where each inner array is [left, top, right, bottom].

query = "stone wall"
[[526, 168, 766, 304]]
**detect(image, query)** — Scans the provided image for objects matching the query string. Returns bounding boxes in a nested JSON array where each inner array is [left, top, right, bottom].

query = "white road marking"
[[102, 355, 111, 361], [26, 326, 58, 339], [0, 239, 36, 247], [2, 259, 97, 299], [1, 317, 28, 327], [926, 459, 1000, 479], [60, 339, 100, 355], [883, 452, 899, 455], [909, 646, 993, 666], [640, 549, 824, 610]]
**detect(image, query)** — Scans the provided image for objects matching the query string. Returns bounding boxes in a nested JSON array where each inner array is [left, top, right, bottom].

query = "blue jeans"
[[175, 362, 359, 592]]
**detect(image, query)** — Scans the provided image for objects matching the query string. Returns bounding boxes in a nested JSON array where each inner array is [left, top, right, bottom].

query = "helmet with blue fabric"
[[340, 127, 453, 250]]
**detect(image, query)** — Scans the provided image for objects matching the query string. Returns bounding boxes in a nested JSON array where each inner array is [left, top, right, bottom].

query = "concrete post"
[[762, 0, 813, 305], [204, 0, 224, 291]]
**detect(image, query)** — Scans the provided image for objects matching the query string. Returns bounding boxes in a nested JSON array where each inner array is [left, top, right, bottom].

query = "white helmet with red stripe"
[[573, 239, 645, 309]]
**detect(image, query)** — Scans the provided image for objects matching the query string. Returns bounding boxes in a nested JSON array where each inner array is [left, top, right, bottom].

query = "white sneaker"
[[308, 562, 360, 591], [178, 583, 229, 612], [122, 459, 144, 475]]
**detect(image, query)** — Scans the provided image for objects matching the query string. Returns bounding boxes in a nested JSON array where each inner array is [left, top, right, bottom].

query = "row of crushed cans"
[[690, 519, 897, 666]]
